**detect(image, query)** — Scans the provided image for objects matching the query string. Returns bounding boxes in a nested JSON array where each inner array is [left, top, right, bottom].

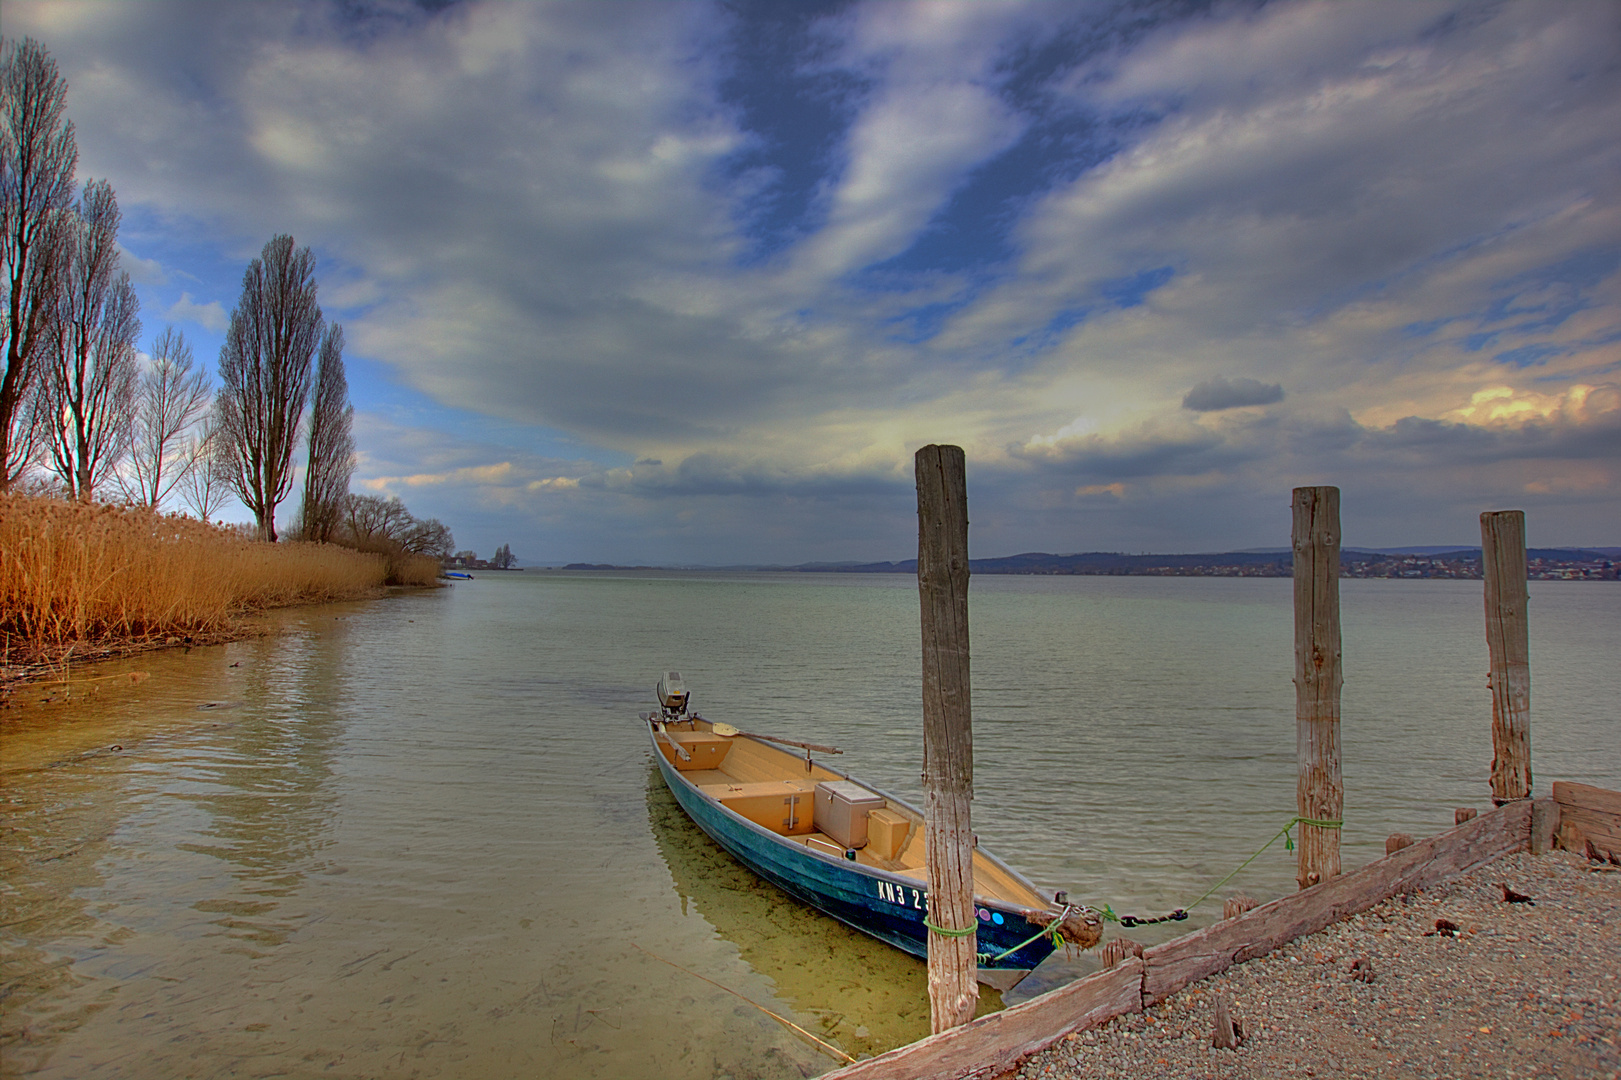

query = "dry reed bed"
[[2, 493, 438, 648]]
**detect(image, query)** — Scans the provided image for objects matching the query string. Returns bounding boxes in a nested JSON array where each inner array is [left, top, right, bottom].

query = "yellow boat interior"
[[652, 716, 1048, 911]]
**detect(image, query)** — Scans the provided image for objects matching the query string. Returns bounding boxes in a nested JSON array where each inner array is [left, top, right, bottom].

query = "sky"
[[8, 0, 1619, 564]]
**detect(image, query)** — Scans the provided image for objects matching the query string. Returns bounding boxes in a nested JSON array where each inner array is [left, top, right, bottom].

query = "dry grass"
[[1, 492, 430, 650]]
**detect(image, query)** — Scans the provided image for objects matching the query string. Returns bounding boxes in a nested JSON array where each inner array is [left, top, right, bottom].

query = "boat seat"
[[711, 780, 815, 835], [684, 770, 733, 790]]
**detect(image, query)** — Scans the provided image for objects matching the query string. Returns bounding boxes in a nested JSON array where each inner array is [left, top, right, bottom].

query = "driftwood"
[[1553, 782, 1620, 861], [1099, 938, 1143, 969], [1222, 894, 1259, 920], [1211, 995, 1241, 1050], [1555, 819, 1588, 853], [817, 798, 1544, 1079]]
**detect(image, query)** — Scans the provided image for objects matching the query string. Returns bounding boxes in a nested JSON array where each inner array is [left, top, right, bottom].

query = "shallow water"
[[2, 573, 1616, 1078]]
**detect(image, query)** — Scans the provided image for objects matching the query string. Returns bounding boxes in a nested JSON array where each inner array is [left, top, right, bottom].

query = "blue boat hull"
[[650, 731, 1060, 980]]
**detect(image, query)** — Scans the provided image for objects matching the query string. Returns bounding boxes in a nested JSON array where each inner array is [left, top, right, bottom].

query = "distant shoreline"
[[550, 547, 1617, 580]]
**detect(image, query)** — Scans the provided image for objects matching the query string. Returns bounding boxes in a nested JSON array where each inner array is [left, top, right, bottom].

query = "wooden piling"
[[915, 444, 978, 1033], [1292, 486, 1343, 889], [1481, 510, 1531, 803]]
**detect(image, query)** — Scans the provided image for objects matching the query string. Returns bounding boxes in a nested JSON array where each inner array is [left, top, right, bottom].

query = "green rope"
[[957, 814, 1348, 965], [978, 908, 1069, 964], [1079, 815, 1346, 930], [923, 918, 977, 937], [1181, 815, 1341, 913]]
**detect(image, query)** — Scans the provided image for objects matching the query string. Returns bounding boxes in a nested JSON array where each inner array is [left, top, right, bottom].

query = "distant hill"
[[544, 548, 1616, 578], [786, 548, 1617, 577]]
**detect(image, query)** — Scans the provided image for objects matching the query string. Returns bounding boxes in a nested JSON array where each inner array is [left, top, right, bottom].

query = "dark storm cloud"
[[1182, 376, 1285, 413]]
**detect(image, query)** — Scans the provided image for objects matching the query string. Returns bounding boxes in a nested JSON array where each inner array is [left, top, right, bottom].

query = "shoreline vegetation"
[[1, 492, 441, 696]]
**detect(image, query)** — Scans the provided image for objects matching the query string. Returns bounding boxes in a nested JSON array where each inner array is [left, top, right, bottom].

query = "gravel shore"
[[1014, 849, 1619, 1080]]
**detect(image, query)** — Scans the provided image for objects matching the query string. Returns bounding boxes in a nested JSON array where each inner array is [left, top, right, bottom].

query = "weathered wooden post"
[[1292, 486, 1343, 889], [1481, 510, 1531, 803], [915, 444, 977, 1033]]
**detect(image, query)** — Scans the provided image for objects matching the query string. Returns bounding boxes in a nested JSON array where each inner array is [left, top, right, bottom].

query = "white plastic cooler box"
[[813, 780, 886, 849]]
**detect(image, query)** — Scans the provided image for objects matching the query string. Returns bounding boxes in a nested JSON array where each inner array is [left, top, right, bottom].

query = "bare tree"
[[335, 492, 453, 558], [30, 179, 139, 500], [295, 323, 353, 542], [216, 235, 322, 541], [177, 407, 231, 522], [1, 37, 78, 489], [118, 325, 210, 507], [402, 516, 454, 559], [341, 493, 414, 547]]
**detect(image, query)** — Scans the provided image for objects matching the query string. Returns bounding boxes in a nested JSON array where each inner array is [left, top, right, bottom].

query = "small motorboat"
[[642, 672, 1099, 990]]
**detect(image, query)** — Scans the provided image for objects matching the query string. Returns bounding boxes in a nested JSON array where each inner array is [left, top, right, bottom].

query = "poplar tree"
[[216, 235, 321, 541], [1, 37, 78, 489], [296, 322, 353, 542]]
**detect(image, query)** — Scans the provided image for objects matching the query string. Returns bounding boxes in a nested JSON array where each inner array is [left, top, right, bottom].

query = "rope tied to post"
[[922, 918, 977, 937], [937, 814, 1350, 965], [1083, 814, 1346, 929]]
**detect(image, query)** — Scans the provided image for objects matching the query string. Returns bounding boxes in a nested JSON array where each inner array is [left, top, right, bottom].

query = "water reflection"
[[644, 765, 1002, 1060], [169, 624, 347, 955], [0, 613, 351, 1075], [0, 730, 128, 1064]]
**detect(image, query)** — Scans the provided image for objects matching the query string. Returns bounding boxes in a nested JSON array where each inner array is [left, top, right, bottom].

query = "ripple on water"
[[1, 576, 1615, 1077]]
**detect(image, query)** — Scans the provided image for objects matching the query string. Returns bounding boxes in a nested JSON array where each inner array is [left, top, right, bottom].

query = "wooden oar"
[[649, 718, 690, 761], [708, 722, 841, 755]]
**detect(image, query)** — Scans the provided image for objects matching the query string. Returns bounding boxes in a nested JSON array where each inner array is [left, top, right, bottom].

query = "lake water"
[[2, 572, 1616, 1078]]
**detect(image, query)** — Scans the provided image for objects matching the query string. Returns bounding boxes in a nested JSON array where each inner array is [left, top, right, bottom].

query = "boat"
[[642, 671, 1100, 991], [644, 766, 981, 1055]]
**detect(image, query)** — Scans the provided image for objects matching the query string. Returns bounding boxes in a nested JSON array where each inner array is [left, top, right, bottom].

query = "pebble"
[[1013, 850, 1620, 1080]]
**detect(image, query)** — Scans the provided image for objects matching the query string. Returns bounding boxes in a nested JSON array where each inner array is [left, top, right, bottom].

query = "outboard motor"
[[656, 671, 689, 718]]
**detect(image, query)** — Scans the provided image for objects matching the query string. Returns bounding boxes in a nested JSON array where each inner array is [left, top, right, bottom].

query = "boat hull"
[[650, 733, 1058, 987]]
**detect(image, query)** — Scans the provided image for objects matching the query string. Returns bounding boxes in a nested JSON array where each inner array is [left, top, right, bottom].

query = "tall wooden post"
[[916, 444, 977, 1033], [1292, 486, 1342, 890], [1481, 510, 1531, 803]]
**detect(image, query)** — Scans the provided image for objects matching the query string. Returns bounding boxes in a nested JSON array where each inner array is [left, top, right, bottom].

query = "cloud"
[[9, 0, 1618, 558], [117, 243, 167, 285], [165, 291, 228, 332], [1182, 377, 1285, 413], [1006, 382, 1621, 542]]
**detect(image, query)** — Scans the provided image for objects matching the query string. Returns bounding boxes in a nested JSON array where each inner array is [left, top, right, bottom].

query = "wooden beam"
[[1140, 799, 1535, 1004], [1553, 781, 1621, 860], [1481, 510, 1532, 802], [916, 444, 977, 1034], [819, 959, 1144, 1080], [1292, 486, 1343, 888]]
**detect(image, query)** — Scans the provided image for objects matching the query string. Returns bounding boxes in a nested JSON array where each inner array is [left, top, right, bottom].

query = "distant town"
[[514, 548, 1618, 580]]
